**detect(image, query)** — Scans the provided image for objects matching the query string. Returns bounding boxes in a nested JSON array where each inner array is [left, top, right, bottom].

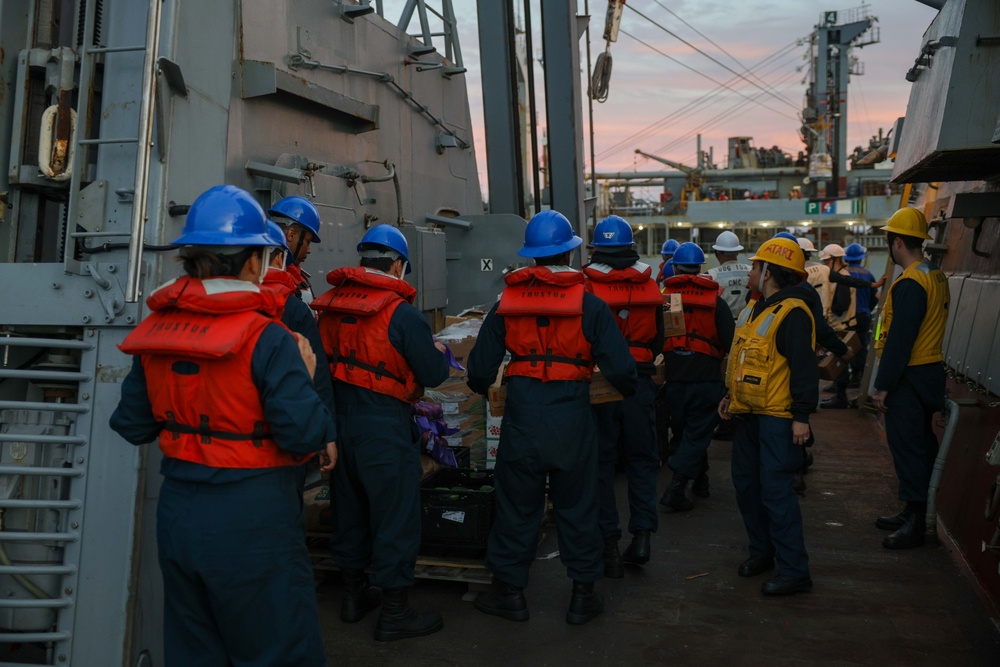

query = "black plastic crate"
[[450, 445, 471, 469], [420, 468, 495, 550]]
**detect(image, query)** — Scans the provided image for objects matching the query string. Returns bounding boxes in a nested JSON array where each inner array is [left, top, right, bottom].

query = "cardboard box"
[[818, 352, 846, 381], [662, 293, 686, 338], [589, 368, 625, 403], [840, 330, 862, 354]]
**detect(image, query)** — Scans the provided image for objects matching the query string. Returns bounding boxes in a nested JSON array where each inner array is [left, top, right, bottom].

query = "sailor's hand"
[[294, 333, 316, 379], [320, 441, 338, 472], [434, 341, 448, 354], [841, 347, 856, 362], [792, 421, 810, 446], [718, 395, 731, 420], [872, 390, 889, 413]]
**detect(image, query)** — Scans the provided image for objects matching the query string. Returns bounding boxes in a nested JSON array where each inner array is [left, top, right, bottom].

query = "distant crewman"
[[872, 208, 950, 550], [269, 195, 322, 302], [657, 239, 679, 286], [660, 243, 735, 511], [313, 224, 449, 641], [799, 237, 832, 318], [707, 230, 752, 320], [583, 215, 664, 576], [719, 236, 817, 596], [468, 210, 637, 626], [843, 242, 878, 382]]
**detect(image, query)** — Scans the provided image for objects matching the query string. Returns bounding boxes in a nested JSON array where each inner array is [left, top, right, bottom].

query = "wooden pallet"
[[307, 533, 492, 586]]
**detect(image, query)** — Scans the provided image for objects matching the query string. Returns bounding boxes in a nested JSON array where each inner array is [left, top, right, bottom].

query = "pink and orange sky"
[[451, 0, 939, 194]]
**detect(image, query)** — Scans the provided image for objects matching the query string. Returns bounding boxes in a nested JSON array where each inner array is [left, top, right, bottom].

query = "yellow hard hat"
[[881, 207, 931, 240], [751, 237, 806, 275]]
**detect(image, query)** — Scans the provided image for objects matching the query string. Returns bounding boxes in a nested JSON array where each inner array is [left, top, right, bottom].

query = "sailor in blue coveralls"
[[467, 210, 637, 625], [313, 224, 450, 642], [109, 185, 337, 667]]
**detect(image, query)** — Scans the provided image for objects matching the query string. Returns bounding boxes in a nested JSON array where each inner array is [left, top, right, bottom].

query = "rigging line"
[[650, 0, 798, 109], [649, 68, 803, 158], [619, 29, 798, 121], [854, 77, 875, 145], [595, 40, 802, 162], [626, 4, 802, 112], [652, 66, 803, 155], [594, 46, 802, 165]]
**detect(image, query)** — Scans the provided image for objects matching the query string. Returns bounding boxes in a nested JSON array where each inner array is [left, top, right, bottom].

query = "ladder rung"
[[0, 598, 73, 609], [0, 631, 71, 643], [0, 400, 89, 413], [69, 231, 132, 238], [87, 45, 146, 54], [0, 564, 76, 575], [0, 532, 78, 543], [0, 434, 87, 445], [0, 467, 84, 477], [0, 499, 82, 510], [78, 137, 139, 145]]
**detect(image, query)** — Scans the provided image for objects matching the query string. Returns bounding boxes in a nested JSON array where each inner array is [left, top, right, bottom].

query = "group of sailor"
[[107, 182, 948, 665]]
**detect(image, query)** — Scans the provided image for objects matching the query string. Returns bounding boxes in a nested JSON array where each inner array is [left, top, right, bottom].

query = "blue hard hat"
[[266, 220, 292, 254], [268, 196, 321, 243], [357, 224, 411, 274], [845, 242, 866, 262], [592, 215, 634, 247], [672, 242, 705, 266], [773, 231, 798, 242], [171, 185, 272, 247], [519, 210, 582, 258], [661, 239, 679, 256]]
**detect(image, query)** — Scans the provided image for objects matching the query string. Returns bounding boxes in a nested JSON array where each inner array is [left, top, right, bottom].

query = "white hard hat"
[[711, 230, 744, 252], [796, 237, 816, 252], [819, 243, 846, 260]]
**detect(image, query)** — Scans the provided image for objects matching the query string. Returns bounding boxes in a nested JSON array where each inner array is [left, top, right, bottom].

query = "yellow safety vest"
[[874, 260, 949, 365], [726, 297, 815, 419]]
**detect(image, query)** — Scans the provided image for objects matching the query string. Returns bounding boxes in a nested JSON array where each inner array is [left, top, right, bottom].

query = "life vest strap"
[[511, 349, 590, 368], [331, 348, 407, 385], [164, 412, 270, 448]]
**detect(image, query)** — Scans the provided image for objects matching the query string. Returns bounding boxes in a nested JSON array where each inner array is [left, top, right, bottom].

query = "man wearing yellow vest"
[[872, 208, 950, 550], [719, 236, 817, 596]]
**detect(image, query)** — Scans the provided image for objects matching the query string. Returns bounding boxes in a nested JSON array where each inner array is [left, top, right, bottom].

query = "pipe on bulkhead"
[[926, 399, 960, 537]]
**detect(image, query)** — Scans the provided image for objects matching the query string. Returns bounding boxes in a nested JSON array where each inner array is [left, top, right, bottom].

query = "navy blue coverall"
[[836, 264, 876, 389], [110, 323, 336, 667], [874, 280, 945, 503], [467, 294, 637, 588], [328, 303, 448, 589], [665, 295, 735, 481], [730, 289, 818, 581]]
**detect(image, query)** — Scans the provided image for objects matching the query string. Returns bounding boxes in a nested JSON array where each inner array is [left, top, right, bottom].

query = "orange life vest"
[[498, 266, 594, 382], [312, 266, 422, 403], [583, 261, 662, 363], [118, 276, 305, 469], [662, 274, 725, 359], [261, 268, 298, 322]]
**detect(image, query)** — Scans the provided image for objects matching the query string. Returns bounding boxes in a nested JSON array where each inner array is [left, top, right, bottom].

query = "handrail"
[[125, 0, 164, 303]]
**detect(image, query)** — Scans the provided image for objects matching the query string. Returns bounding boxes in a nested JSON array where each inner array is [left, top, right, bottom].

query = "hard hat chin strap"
[[757, 262, 768, 295]]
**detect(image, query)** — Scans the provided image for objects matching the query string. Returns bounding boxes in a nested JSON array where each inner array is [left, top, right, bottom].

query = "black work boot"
[[602, 536, 624, 578], [875, 505, 910, 531], [474, 581, 528, 621], [341, 569, 381, 623], [566, 581, 604, 625], [820, 393, 849, 409], [373, 588, 443, 641], [622, 530, 651, 565], [660, 474, 694, 512], [883, 503, 927, 550]]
